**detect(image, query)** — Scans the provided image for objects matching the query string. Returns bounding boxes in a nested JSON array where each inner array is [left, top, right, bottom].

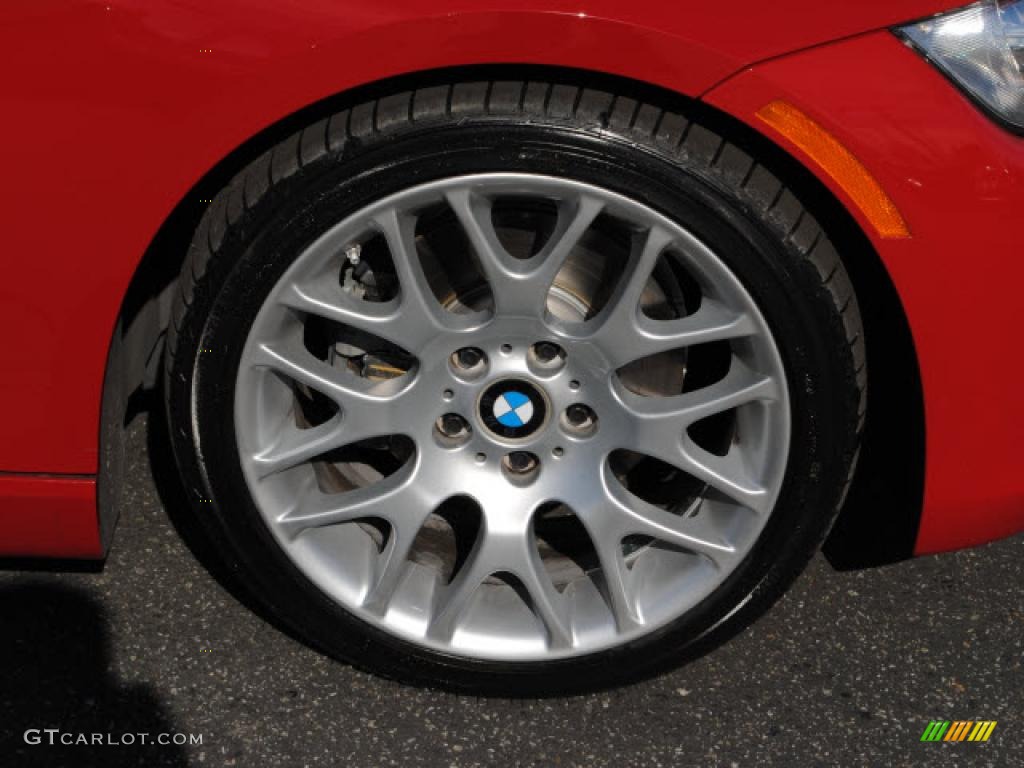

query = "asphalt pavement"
[[1, 414, 1021, 767]]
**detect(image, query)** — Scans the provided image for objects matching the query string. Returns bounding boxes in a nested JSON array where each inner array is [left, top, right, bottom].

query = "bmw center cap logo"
[[479, 380, 547, 439], [494, 391, 534, 428]]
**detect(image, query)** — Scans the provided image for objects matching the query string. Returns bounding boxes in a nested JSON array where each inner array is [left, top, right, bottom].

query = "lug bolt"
[[505, 451, 538, 474], [533, 341, 563, 363], [455, 347, 484, 369], [565, 404, 593, 427], [437, 413, 469, 438]]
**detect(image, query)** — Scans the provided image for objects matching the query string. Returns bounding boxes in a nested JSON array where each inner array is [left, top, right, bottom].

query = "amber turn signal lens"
[[755, 100, 910, 239]]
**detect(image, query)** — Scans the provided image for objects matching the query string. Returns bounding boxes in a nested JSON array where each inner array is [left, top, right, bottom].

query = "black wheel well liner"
[[103, 64, 925, 569]]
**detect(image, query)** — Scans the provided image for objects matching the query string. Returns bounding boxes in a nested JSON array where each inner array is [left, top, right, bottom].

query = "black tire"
[[165, 79, 865, 695]]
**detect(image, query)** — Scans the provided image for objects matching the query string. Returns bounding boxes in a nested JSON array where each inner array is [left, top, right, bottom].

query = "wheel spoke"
[[580, 510, 641, 631], [250, 395, 405, 479], [618, 358, 780, 426], [624, 420, 769, 512], [250, 340, 374, 401], [428, 526, 572, 649], [251, 416, 344, 479], [538, 194, 606, 269], [446, 188, 604, 317], [278, 281, 417, 352], [572, 224, 673, 337], [278, 459, 420, 538], [362, 515, 426, 616], [601, 466, 739, 567], [594, 536, 640, 631], [599, 299, 758, 368], [616, 358, 778, 511], [558, 481, 644, 630], [374, 206, 485, 342], [518, 533, 575, 648], [680, 443, 772, 514]]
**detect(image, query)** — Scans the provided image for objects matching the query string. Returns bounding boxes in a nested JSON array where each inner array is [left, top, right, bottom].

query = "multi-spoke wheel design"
[[168, 82, 864, 690], [234, 174, 790, 660]]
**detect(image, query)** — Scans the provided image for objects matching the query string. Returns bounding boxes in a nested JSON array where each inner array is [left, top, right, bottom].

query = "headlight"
[[896, 0, 1024, 131]]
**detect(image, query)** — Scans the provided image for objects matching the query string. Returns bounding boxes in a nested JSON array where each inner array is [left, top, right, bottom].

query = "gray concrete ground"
[[1, 416, 1020, 767]]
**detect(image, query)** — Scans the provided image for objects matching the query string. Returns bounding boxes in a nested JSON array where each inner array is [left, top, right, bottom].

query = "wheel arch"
[[101, 65, 925, 568]]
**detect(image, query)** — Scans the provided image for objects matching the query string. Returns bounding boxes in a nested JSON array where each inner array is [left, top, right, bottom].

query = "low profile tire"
[[165, 80, 865, 694]]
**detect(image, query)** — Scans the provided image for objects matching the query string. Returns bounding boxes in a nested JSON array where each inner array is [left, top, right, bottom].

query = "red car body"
[[1, 0, 1020, 559]]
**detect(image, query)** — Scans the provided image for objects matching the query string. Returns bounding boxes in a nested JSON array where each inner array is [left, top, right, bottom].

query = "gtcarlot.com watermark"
[[24, 729, 203, 746]]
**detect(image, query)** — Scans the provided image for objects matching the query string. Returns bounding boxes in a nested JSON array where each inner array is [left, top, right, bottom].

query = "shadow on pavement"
[[0, 583, 191, 767]]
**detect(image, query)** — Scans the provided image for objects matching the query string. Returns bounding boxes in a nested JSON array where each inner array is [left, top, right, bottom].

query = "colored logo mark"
[[493, 391, 535, 428], [920, 721, 997, 742]]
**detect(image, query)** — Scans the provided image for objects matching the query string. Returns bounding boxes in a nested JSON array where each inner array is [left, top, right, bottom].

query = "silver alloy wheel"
[[233, 173, 790, 661]]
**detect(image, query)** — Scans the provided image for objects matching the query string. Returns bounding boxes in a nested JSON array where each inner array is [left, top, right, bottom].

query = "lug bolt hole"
[[552, 446, 565, 458], [530, 340, 566, 369], [561, 403, 598, 437], [474, 452, 487, 464], [451, 347, 487, 378], [568, 379, 581, 392], [503, 451, 539, 476], [435, 413, 471, 444], [500, 343, 513, 355]]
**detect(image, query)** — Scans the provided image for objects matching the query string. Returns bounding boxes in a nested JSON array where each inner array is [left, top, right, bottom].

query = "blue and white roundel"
[[492, 391, 535, 428]]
